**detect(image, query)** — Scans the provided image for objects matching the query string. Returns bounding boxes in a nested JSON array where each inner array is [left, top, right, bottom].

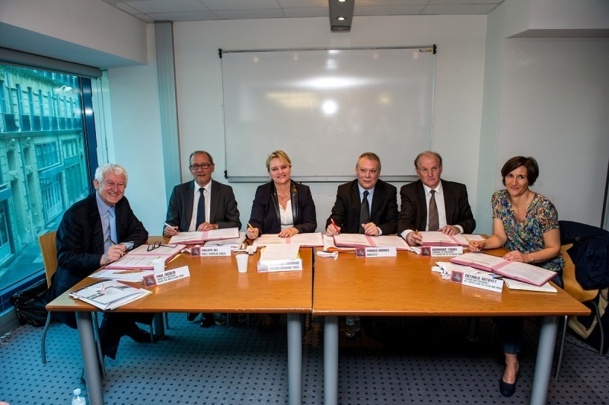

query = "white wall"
[[105, 24, 167, 233], [0, 0, 148, 67], [498, 38, 609, 225], [477, 0, 609, 234], [168, 16, 487, 232]]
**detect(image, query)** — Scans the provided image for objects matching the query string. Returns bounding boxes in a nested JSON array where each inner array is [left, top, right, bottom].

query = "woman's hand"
[[503, 250, 526, 262], [278, 227, 299, 238], [468, 239, 485, 252], [246, 227, 260, 240]]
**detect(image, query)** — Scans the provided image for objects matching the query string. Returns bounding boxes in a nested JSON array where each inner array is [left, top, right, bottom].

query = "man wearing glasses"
[[163, 150, 241, 327], [51, 163, 153, 361]]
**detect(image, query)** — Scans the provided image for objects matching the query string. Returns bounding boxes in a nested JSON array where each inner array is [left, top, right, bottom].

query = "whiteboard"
[[221, 46, 435, 182]]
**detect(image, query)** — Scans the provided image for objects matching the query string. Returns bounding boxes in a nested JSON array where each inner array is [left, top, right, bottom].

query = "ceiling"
[[99, 0, 505, 23]]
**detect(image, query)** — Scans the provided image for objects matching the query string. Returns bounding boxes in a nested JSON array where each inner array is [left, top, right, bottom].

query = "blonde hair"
[[265, 150, 292, 172]]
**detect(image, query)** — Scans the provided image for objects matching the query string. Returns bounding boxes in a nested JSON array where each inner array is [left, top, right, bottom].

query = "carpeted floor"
[[0, 314, 607, 404]]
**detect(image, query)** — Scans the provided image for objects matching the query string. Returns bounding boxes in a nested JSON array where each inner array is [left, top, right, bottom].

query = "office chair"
[[39, 231, 106, 378], [554, 242, 606, 380]]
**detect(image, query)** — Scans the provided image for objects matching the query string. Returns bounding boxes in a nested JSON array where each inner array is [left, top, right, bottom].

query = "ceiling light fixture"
[[329, 0, 354, 32]]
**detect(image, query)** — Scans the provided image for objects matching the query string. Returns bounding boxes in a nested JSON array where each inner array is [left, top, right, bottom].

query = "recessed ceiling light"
[[337, 16, 345, 21]]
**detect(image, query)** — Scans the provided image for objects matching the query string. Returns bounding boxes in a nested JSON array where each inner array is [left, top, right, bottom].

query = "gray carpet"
[[0, 314, 607, 404]]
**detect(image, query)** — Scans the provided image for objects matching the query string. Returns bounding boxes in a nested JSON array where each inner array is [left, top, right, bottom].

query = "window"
[[0, 64, 97, 311]]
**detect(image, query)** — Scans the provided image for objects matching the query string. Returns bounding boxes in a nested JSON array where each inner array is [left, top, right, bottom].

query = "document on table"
[[451, 252, 557, 286], [104, 244, 186, 270], [254, 232, 323, 247], [70, 280, 152, 310], [259, 244, 301, 261], [418, 231, 470, 246], [504, 278, 557, 293], [92, 269, 155, 282], [333, 233, 373, 247], [332, 234, 409, 249], [204, 232, 246, 248], [168, 227, 240, 244]]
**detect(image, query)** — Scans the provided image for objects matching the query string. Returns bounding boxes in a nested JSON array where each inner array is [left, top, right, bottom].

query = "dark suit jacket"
[[248, 181, 317, 235], [51, 193, 148, 327], [165, 179, 241, 231], [326, 179, 398, 235], [398, 179, 476, 234]]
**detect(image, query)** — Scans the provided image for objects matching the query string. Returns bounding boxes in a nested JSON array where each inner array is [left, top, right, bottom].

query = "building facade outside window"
[[0, 64, 95, 309]]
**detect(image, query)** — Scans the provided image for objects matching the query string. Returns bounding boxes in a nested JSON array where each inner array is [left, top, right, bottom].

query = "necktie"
[[428, 189, 439, 231], [196, 188, 206, 228], [104, 208, 113, 252], [359, 190, 370, 234]]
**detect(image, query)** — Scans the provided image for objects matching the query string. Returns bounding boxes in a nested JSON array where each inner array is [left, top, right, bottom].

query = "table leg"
[[76, 312, 103, 405], [287, 313, 302, 405], [324, 316, 339, 405], [530, 316, 558, 405]]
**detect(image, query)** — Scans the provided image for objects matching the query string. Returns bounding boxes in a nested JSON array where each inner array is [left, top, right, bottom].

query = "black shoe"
[[124, 324, 152, 343], [187, 313, 199, 322], [499, 369, 520, 397], [213, 313, 228, 326], [200, 315, 214, 328]]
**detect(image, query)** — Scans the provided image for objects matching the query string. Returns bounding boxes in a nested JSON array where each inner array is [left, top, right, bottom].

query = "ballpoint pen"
[[164, 222, 178, 229], [330, 218, 339, 232]]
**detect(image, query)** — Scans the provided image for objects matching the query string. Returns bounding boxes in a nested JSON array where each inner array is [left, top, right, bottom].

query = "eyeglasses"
[[147, 241, 178, 251], [190, 163, 213, 171]]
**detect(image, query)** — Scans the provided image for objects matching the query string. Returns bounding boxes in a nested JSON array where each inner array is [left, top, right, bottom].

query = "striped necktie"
[[428, 190, 439, 231]]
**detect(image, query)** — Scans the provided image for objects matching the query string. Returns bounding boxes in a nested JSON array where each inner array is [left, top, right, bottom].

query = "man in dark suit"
[[326, 152, 397, 236], [51, 163, 152, 360], [164, 150, 241, 327], [398, 151, 475, 245]]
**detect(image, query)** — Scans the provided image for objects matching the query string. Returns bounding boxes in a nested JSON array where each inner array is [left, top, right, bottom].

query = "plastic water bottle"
[[71, 388, 86, 405], [345, 316, 360, 338]]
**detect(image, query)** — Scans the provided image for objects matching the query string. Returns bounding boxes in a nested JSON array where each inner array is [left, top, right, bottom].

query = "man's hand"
[[361, 222, 380, 236]]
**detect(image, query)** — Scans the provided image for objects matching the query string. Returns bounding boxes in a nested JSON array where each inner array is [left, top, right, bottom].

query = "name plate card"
[[450, 270, 504, 293], [143, 265, 190, 287], [421, 246, 463, 257], [360, 246, 397, 257], [257, 259, 303, 273], [199, 246, 232, 257]]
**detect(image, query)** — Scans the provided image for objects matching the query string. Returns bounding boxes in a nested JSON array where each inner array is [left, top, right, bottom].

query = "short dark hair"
[[414, 151, 442, 169], [189, 150, 214, 166], [501, 156, 539, 186]]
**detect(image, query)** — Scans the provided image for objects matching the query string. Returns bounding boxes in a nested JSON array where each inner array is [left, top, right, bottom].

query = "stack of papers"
[[70, 280, 151, 310], [253, 232, 323, 248], [258, 244, 302, 272], [105, 244, 185, 270], [168, 227, 240, 245]]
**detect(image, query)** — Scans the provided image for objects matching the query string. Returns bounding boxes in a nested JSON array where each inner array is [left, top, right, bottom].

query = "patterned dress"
[[492, 189, 564, 273]]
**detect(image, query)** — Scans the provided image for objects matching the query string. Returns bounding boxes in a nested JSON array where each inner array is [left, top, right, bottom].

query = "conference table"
[[46, 246, 313, 405], [312, 248, 590, 405]]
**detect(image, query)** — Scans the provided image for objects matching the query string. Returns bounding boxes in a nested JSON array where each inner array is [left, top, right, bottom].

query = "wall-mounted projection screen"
[[220, 46, 436, 182]]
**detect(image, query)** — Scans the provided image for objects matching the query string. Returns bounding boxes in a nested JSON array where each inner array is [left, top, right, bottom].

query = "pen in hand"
[[330, 218, 340, 233]]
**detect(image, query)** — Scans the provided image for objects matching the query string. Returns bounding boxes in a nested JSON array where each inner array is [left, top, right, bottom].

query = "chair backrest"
[[561, 244, 598, 303], [38, 231, 58, 288], [560, 220, 609, 290]]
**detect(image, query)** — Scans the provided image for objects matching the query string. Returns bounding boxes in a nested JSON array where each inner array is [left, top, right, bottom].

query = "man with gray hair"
[[51, 163, 152, 360]]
